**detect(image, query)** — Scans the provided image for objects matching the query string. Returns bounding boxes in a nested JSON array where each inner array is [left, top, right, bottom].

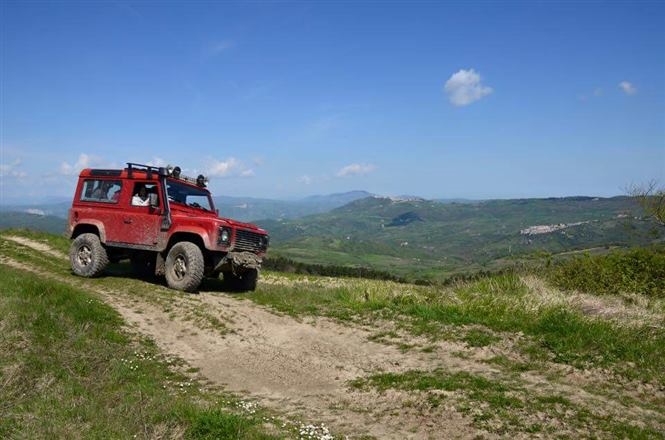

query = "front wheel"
[[70, 233, 109, 277], [164, 242, 204, 292]]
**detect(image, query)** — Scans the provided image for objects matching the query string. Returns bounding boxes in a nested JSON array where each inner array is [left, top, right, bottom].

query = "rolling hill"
[[257, 196, 662, 280], [0, 211, 67, 235]]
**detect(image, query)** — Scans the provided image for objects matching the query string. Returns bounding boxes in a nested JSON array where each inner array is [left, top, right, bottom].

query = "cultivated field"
[[1, 230, 663, 439]]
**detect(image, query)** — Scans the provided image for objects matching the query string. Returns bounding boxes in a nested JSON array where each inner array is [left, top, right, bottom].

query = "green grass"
[[0, 265, 281, 439], [253, 272, 665, 383]]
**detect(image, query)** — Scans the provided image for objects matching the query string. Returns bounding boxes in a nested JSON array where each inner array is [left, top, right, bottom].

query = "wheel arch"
[[166, 231, 207, 253], [71, 221, 106, 243]]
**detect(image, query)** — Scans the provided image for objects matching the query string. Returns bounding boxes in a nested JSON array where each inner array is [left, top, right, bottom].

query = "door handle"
[[124, 219, 133, 224]]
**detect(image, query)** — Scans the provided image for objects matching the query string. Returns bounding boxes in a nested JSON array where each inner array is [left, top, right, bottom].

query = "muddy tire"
[[224, 268, 258, 292], [131, 252, 156, 278], [70, 233, 109, 278], [165, 242, 204, 292]]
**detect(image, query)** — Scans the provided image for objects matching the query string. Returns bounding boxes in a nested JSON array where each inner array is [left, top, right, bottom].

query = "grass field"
[[1, 228, 664, 438]]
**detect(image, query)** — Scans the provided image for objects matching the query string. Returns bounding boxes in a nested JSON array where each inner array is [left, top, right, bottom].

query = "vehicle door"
[[117, 181, 164, 247]]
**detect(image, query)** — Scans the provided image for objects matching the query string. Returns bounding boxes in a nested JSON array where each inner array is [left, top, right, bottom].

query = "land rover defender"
[[67, 163, 269, 292]]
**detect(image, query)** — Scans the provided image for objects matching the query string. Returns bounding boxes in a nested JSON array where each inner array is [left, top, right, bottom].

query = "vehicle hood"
[[218, 216, 268, 234], [169, 204, 267, 234]]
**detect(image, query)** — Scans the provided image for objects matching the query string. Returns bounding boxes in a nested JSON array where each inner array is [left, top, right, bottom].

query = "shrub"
[[547, 247, 665, 297]]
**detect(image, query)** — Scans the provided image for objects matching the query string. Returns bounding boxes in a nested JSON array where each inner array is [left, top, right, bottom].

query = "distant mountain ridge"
[[213, 191, 374, 221]]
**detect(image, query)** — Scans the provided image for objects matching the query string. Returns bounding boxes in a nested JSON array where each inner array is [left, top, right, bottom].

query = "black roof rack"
[[90, 169, 122, 177], [126, 162, 167, 180]]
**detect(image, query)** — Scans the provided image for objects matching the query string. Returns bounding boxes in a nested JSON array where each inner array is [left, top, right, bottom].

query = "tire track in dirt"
[[4, 235, 68, 260], [0, 248, 477, 439]]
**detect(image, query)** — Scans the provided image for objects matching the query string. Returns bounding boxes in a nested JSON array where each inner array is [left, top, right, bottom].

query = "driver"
[[132, 186, 150, 206]]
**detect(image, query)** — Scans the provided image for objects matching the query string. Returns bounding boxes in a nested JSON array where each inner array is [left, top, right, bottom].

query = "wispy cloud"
[[59, 153, 114, 176], [205, 157, 255, 178], [207, 157, 239, 176], [146, 157, 168, 167], [336, 163, 376, 177], [619, 81, 637, 95], [208, 39, 235, 56], [298, 175, 312, 185], [444, 68, 493, 107], [0, 158, 27, 178]]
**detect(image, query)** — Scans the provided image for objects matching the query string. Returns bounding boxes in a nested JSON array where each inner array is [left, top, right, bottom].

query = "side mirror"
[[149, 193, 159, 207]]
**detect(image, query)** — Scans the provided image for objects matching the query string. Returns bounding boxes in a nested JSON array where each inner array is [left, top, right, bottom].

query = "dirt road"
[[5, 235, 662, 439], [1, 236, 477, 439]]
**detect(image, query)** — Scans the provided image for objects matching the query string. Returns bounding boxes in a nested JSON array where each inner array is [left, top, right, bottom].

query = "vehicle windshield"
[[166, 179, 214, 211]]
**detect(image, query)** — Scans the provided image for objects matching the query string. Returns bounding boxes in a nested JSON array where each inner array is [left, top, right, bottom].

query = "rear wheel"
[[224, 268, 258, 292], [70, 233, 108, 277], [165, 242, 204, 292]]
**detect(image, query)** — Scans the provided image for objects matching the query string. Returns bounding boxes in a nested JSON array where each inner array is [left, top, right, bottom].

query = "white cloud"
[[205, 157, 255, 178], [0, 158, 27, 178], [298, 175, 312, 185], [444, 68, 493, 107], [336, 163, 376, 177], [146, 157, 168, 167], [206, 158, 240, 176], [619, 81, 637, 95], [59, 153, 113, 176]]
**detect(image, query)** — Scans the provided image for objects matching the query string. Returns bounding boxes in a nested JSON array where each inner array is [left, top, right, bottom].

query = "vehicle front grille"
[[234, 229, 268, 252]]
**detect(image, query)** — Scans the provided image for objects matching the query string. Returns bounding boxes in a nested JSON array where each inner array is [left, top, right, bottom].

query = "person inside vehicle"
[[132, 186, 150, 206], [92, 181, 112, 199]]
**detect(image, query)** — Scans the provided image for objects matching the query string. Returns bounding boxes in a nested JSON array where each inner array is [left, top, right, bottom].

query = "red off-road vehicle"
[[67, 163, 269, 292]]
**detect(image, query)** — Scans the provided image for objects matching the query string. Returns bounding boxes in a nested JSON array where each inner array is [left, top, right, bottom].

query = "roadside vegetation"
[[546, 246, 665, 298], [255, 271, 665, 383]]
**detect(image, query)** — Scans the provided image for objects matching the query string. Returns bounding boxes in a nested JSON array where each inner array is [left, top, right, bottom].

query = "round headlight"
[[221, 229, 230, 243]]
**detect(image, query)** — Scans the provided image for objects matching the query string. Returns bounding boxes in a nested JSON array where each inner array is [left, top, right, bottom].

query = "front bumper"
[[214, 251, 263, 274]]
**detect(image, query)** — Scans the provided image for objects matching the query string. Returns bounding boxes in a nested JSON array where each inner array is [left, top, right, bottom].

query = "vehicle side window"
[[80, 180, 122, 203], [131, 182, 160, 207]]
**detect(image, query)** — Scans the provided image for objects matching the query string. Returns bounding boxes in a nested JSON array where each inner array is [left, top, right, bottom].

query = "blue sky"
[[1, 1, 664, 203]]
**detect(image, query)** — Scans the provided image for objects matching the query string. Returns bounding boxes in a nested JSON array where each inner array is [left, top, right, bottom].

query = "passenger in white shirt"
[[132, 187, 150, 206]]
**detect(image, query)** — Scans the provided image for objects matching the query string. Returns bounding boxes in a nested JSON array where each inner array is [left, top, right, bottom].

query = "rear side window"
[[80, 180, 122, 203]]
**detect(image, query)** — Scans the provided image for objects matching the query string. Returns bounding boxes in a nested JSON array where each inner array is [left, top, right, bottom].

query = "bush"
[[547, 247, 665, 297], [262, 255, 408, 283]]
